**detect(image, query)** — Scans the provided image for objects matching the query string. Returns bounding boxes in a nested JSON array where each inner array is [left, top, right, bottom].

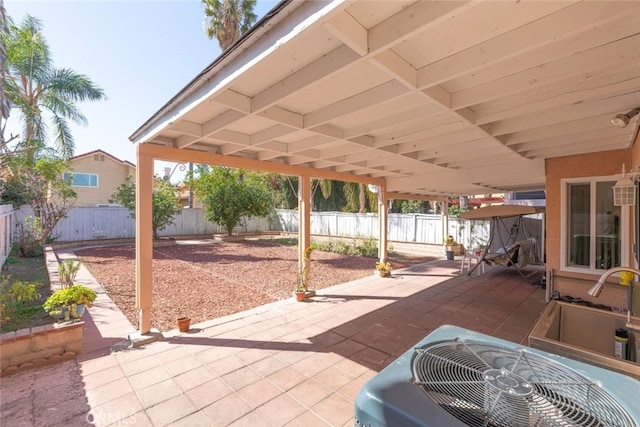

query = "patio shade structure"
[[130, 0, 640, 334]]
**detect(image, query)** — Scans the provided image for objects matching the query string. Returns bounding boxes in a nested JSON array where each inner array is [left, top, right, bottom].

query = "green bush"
[[15, 216, 45, 257], [355, 238, 378, 258], [310, 240, 333, 252], [43, 285, 96, 312], [333, 240, 352, 255], [58, 260, 81, 288], [0, 278, 42, 322]]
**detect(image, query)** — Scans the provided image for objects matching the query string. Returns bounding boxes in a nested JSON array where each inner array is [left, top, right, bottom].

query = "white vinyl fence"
[[12, 206, 497, 249], [0, 205, 14, 267], [269, 210, 492, 248], [13, 206, 272, 242]]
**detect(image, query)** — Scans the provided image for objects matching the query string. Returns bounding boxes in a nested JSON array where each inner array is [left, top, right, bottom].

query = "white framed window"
[[63, 172, 99, 188], [561, 176, 629, 273]]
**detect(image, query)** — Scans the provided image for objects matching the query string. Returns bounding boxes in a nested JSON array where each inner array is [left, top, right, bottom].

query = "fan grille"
[[411, 339, 636, 427]]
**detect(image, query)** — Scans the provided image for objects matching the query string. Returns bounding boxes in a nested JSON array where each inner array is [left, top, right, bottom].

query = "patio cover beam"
[[140, 143, 385, 186]]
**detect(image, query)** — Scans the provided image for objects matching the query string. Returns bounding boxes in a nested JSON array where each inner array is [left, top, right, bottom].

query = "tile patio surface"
[[0, 251, 547, 426]]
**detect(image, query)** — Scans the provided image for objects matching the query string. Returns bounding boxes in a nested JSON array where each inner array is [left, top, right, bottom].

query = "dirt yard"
[[75, 240, 435, 332]]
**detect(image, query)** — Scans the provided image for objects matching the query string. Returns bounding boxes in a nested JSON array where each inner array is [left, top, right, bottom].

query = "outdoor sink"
[[529, 300, 640, 380]]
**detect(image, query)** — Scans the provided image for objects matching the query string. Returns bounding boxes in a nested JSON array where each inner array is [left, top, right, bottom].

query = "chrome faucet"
[[588, 266, 640, 331]]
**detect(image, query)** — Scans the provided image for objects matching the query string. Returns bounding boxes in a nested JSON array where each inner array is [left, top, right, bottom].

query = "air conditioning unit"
[[355, 325, 640, 427]]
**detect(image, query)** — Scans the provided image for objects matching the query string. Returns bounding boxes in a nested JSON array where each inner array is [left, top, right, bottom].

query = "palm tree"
[[343, 182, 376, 213], [202, 0, 257, 51], [1, 0, 12, 152], [3, 15, 105, 160]]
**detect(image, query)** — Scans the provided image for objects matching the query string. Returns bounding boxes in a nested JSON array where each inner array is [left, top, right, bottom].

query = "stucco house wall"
[[545, 147, 635, 311], [67, 150, 135, 207]]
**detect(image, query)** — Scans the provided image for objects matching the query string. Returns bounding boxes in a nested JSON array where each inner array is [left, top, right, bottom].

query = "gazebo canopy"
[[460, 205, 545, 221]]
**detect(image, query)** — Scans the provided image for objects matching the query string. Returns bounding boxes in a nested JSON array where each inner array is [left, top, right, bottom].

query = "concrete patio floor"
[[0, 255, 547, 426]]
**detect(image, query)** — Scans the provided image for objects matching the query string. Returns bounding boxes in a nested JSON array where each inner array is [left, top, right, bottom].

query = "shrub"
[[0, 277, 41, 322], [15, 215, 45, 257], [43, 284, 97, 312], [355, 238, 378, 258], [333, 240, 352, 255], [310, 240, 333, 252], [58, 260, 81, 288]]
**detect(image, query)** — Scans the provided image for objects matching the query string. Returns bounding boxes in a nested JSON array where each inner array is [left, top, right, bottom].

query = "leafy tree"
[[191, 167, 273, 235], [109, 176, 182, 239], [448, 202, 468, 218], [264, 173, 298, 209], [389, 200, 432, 214], [2, 14, 105, 160], [2, 153, 76, 255], [342, 182, 377, 213], [202, 0, 257, 50], [1, 12, 104, 254]]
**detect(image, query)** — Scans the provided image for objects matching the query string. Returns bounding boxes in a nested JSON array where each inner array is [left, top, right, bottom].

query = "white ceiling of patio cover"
[[131, 0, 640, 199]]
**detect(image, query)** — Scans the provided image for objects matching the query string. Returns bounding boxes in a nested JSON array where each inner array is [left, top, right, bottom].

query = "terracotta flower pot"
[[295, 291, 306, 302], [177, 317, 191, 332]]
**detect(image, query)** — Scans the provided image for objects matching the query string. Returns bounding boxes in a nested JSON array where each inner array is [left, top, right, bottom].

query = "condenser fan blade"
[[411, 339, 635, 427]]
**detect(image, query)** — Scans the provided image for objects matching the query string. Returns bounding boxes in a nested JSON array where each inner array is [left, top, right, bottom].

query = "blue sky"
[[4, 0, 279, 180]]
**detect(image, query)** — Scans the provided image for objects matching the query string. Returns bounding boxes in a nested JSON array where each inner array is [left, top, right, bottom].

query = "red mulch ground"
[[75, 240, 435, 332]]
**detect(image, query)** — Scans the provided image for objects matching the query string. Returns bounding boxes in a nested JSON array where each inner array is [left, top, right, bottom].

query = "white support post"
[[442, 200, 449, 246], [298, 175, 311, 279], [378, 184, 388, 263]]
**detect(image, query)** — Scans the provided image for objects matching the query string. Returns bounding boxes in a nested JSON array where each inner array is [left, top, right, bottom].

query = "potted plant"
[[444, 235, 456, 260], [294, 283, 307, 302], [58, 259, 81, 288], [293, 246, 313, 301], [177, 307, 191, 332], [375, 261, 392, 277], [43, 284, 97, 321]]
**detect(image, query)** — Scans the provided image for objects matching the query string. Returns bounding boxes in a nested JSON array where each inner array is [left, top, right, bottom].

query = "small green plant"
[[275, 238, 298, 246], [333, 240, 351, 255], [355, 238, 378, 258], [43, 284, 97, 313], [444, 235, 456, 246], [295, 246, 313, 292], [0, 277, 42, 322], [311, 240, 332, 252], [58, 259, 81, 288]]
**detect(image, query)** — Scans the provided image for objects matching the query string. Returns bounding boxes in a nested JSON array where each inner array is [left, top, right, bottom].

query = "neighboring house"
[[65, 150, 135, 207], [177, 184, 201, 208]]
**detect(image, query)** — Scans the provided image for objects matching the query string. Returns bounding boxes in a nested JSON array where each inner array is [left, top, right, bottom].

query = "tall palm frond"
[[319, 179, 332, 199], [202, 0, 257, 51], [4, 15, 105, 160], [343, 182, 359, 213], [366, 187, 378, 213]]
